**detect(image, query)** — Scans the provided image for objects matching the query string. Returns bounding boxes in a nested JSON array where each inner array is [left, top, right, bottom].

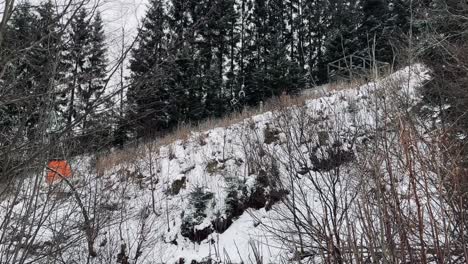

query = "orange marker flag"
[[47, 160, 72, 184]]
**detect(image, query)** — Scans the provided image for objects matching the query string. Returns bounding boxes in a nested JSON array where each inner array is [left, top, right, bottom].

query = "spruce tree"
[[303, 0, 330, 84], [63, 8, 110, 150], [267, 0, 303, 95], [320, 0, 362, 83], [66, 8, 92, 131], [128, 0, 174, 136], [0, 1, 67, 142], [242, 0, 302, 104], [0, 2, 38, 143], [225, 0, 239, 111], [242, 0, 268, 105], [168, 0, 205, 123], [385, 0, 411, 63], [0, 0, 69, 163], [359, 0, 393, 62], [36, 1, 69, 135], [81, 11, 109, 149], [198, 0, 235, 118]]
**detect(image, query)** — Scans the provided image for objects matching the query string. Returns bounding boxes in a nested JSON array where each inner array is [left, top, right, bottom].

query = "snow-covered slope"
[[0, 65, 432, 263]]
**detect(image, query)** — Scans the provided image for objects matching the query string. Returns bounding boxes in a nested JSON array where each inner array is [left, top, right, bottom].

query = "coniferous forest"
[[126, 0, 413, 137], [1, 0, 415, 150], [0, 0, 467, 262], [0, 0, 466, 169]]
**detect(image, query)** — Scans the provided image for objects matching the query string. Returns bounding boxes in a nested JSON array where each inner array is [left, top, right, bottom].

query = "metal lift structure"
[[327, 54, 390, 82]]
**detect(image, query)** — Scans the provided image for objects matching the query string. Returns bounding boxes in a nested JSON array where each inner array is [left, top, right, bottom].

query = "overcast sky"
[[24, 0, 147, 88], [89, 0, 148, 89], [98, 0, 146, 70], [99, 0, 146, 53], [96, 0, 148, 95]]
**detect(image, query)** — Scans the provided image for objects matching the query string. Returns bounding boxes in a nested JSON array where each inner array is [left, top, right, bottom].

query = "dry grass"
[[95, 145, 143, 176], [95, 75, 382, 174], [326, 77, 369, 92]]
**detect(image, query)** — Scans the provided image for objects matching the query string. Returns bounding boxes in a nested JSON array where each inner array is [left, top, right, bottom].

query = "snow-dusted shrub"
[[169, 176, 186, 195], [180, 187, 214, 242], [224, 176, 249, 219], [309, 140, 355, 172]]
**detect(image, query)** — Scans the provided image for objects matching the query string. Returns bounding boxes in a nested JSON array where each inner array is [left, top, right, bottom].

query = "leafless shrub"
[[241, 68, 467, 263]]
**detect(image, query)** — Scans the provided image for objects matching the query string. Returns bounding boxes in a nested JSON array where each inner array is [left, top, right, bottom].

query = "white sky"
[[92, 0, 148, 101], [28, 0, 149, 86], [98, 0, 147, 59], [18, 0, 146, 94], [23, 0, 148, 87], [98, 0, 148, 87]]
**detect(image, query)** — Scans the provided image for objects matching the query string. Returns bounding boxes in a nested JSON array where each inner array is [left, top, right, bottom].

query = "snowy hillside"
[[1, 65, 441, 264]]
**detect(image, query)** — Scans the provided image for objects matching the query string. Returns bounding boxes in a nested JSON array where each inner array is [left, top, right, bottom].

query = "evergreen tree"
[[385, 0, 411, 63], [419, 0, 468, 132], [320, 0, 362, 82], [128, 0, 240, 137], [0, 1, 67, 142], [36, 1, 69, 135], [127, 0, 174, 136], [267, 0, 303, 95], [63, 8, 109, 150], [242, 0, 268, 105], [123, 0, 415, 143], [0, 3, 38, 144], [169, 0, 211, 122], [65, 8, 92, 130], [224, 0, 240, 110], [242, 0, 302, 105], [359, 0, 393, 61], [286, 0, 306, 91], [81, 11, 110, 149], [83, 12, 107, 121], [0, 0, 72, 169], [181, 186, 214, 241], [196, 0, 236, 118]]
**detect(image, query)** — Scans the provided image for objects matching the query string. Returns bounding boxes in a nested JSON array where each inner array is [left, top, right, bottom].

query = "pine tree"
[[36, 1, 69, 135], [0, 2, 38, 143], [419, 0, 468, 132], [62, 8, 109, 150], [197, 0, 236, 118], [286, 0, 306, 91], [81, 12, 109, 146], [242, 0, 268, 105], [242, 0, 302, 105], [65, 8, 92, 131], [0, 1, 68, 142], [359, 0, 393, 61], [122, 0, 414, 143], [168, 0, 206, 123], [0, 0, 70, 164], [225, 0, 240, 111], [127, 0, 174, 136], [267, 0, 303, 95], [128, 0, 239, 136], [320, 0, 362, 82], [385, 0, 411, 63]]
